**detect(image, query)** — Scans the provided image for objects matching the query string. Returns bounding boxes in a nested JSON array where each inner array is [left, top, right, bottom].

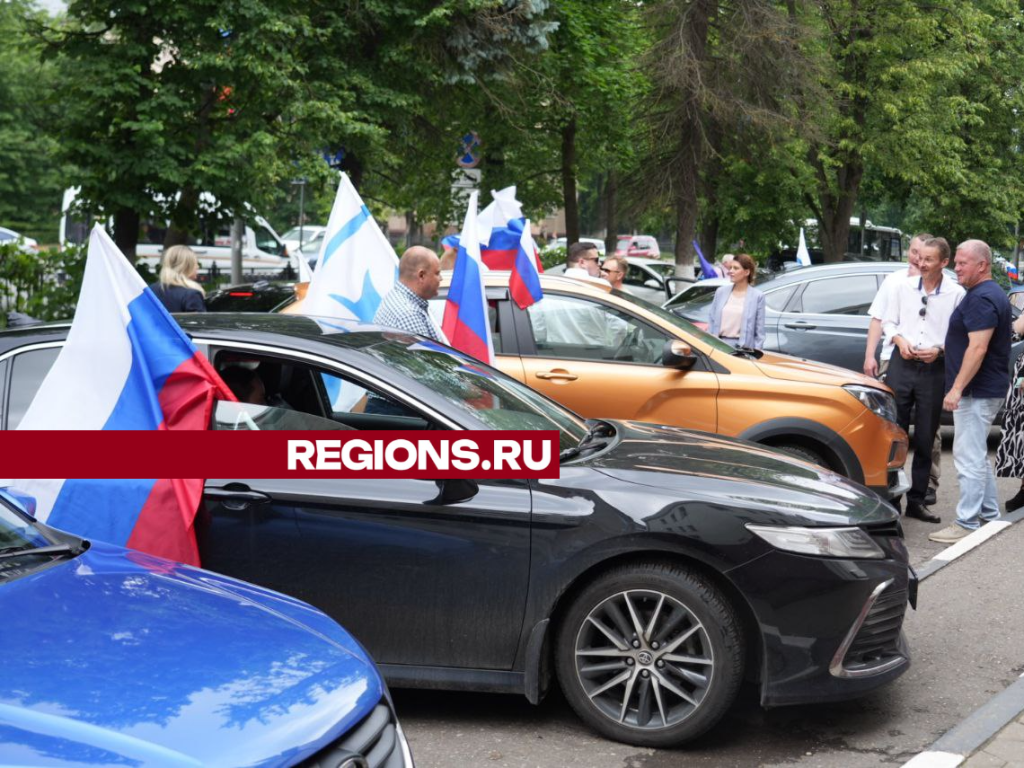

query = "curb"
[[915, 506, 1024, 582], [903, 673, 1024, 767], [903, 507, 1024, 767]]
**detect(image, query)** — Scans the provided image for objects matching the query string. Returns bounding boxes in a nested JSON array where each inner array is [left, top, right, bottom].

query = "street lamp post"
[[291, 177, 307, 278]]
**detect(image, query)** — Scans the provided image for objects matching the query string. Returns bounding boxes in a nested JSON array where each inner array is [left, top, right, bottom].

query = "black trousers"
[[887, 354, 945, 506]]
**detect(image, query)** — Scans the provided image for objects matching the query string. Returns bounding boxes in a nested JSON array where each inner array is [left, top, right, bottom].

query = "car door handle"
[[784, 321, 817, 330], [536, 370, 578, 381], [191, 249, 208, 255], [204, 485, 271, 511]]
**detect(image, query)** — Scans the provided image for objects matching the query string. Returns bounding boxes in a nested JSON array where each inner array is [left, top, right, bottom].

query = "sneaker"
[[928, 524, 971, 544], [1005, 488, 1024, 513], [924, 488, 937, 506]]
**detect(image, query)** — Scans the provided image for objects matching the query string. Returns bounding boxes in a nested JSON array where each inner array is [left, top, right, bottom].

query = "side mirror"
[[644, 279, 660, 290], [662, 340, 697, 371], [430, 479, 480, 505]]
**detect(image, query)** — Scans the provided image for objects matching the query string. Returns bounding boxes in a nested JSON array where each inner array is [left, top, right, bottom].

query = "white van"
[[60, 188, 292, 276]]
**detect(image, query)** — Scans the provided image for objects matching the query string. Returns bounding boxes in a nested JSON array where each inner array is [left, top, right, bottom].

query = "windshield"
[[645, 262, 676, 277], [609, 289, 738, 355], [0, 496, 49, 551], [616, 239, 631, 251], [359, 338, 590, 452], [663, 283, 721, 313]]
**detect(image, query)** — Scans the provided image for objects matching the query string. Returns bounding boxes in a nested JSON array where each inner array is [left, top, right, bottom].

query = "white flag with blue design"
[[303, 173, 399, 322]]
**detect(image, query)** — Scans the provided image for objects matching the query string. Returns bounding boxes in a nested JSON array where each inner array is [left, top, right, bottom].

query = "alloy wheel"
[[574, 588, 714, 730]]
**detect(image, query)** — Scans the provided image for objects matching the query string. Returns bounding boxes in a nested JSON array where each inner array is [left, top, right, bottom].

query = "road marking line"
[[903, 752, 963, 767], [932, 521, 1010, 562]]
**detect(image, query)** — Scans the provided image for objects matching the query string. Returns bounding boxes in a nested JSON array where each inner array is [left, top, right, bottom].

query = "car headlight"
[[746, 524, 885, 559], [844, 384, 898, 424]]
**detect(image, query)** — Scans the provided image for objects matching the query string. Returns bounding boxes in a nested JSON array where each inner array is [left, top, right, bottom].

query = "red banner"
[[6, 431, 561, 479]]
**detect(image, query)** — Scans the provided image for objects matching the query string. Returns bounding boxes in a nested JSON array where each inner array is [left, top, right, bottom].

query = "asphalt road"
[[394, 429, 1024, 768]]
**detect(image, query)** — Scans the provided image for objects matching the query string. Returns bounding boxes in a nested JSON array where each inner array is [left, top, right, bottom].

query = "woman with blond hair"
[[151, 245, 206, 312]]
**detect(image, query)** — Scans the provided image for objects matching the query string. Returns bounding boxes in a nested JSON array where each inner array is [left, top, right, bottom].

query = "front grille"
[[842, 586, 907, 671], [862, 519, 904, 540], [301, 702, 406, 768]]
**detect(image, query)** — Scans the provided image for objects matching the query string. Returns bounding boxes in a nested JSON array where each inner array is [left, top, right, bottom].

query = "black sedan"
[[0, 314, 913, 748]]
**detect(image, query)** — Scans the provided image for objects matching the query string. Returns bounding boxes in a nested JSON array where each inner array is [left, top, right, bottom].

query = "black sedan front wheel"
[[555, 562, 744, 747]]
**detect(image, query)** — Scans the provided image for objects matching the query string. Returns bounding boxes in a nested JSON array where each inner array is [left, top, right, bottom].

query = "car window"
[[624, 264, 657, 288], [764, 284, 797, 311], [795, 275, 877, 315], [212, 351, 431, 431], [6, 348, 59, 429], [253, 223, 284, 256], [525, 295, 669, 365], [428, 298, 504, 354]]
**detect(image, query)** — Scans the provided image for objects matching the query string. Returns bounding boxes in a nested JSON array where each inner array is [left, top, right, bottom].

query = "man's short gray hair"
[[956, 239, 992, 266]]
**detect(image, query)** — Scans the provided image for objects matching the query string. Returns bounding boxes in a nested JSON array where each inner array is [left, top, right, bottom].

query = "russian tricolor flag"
[[13, 225, 234, 566], [511, 219, 543, 309], [442, 191, 495, 365]]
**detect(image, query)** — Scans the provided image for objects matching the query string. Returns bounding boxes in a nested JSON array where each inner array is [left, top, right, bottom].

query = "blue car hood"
[[0, 543, 382, 767]]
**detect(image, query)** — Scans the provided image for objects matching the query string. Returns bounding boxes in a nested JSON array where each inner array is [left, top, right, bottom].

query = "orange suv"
[[434, 274, 909, 498]]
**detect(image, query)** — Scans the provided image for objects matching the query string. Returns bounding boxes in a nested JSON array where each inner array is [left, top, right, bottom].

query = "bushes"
[[0, 243, 87, 324]]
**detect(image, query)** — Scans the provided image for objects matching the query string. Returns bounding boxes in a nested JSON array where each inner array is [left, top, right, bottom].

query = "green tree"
[[792, 0, 1024, 261], [44, 0, 556, 259], [0, 0, 68, 243], [636, 0, 815, 274]]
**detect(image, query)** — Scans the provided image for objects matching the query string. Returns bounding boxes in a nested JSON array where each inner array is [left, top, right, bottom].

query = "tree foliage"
[[0, 0, 68, 242]]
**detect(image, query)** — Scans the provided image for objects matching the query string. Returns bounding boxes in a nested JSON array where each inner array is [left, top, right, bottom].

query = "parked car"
[[428, 273, 909, 499], [0, 487, 413, 767], [60, 187, 291, 276], [0, 226, 38, 254], [663, 262, 1023, 376], [281, 224, 327, 255], [615, 234, 661, 259], [548, 257, 679, 303], [206, 280, 299, 312], [544, 236, 606, 255], [0, 314, 913, 748]]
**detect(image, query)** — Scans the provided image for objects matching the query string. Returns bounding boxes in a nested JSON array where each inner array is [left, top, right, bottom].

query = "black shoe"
[[924, 488, 937, 506], [905, 503, 941, 524], [1006, 488, 1024, 514]]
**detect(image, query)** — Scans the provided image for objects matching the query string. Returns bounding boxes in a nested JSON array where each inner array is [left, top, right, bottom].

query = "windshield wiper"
[[730, 346, 763, 359], [560, 421, 615, 462], [0, 543, 81, 561]]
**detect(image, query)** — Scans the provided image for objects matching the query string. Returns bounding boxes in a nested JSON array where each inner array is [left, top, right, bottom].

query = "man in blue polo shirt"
[[931, 240, 1012, 544]]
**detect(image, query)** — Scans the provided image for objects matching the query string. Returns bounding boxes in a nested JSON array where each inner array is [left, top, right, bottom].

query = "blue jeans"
[[951, 396, 1003, 530]]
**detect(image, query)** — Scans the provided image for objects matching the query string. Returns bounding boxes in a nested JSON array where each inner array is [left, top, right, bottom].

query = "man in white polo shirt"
[[864, 233, 944, 505], [882, 237, 965, 523]]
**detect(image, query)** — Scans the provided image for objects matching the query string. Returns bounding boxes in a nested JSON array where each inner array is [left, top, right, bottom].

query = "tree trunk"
[[816, 159, 863, 263], [230, 216, 244, 284], [699, 215, 719, 264], [113, 208, 140, 262], [561, 118, 580, 246], [165, 186, 199, 248], [675, 188, 698, 278], [342, 153, 364, 191], [670, 0, 713, 278], [604, 171, 618, 255]]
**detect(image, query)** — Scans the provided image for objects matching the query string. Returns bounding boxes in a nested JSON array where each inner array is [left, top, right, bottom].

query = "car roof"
[[757, 261, 908, 288]]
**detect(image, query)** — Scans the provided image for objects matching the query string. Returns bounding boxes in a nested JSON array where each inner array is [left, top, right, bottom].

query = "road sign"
[[457, 132, 482, 169]]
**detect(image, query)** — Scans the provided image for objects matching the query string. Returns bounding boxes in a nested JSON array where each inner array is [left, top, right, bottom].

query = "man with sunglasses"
[[600, 256, 627, 290], [883, 237, 965, 523]]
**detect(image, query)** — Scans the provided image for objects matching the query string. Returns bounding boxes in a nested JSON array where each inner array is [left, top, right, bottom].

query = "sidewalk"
[[964, 709, 1024, 767], [905, 506, 1024, 768]]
